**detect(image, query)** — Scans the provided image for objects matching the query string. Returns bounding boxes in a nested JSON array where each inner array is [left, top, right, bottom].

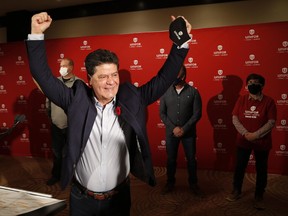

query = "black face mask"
[[173, 77, 184, 86], [248, 84, 262, 95], [173, 73, 186, 86]]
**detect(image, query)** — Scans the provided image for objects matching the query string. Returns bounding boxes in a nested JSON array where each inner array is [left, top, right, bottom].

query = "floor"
[[0, 155, 287, 216]]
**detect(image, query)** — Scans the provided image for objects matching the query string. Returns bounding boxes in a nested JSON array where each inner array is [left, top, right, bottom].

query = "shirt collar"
[[61, 75, 75, 83], [248, 93, 263, 101], [94, 96, 116, 108]]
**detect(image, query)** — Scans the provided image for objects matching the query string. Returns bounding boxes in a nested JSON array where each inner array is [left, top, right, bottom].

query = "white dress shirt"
[[75, 98, 129, 192]]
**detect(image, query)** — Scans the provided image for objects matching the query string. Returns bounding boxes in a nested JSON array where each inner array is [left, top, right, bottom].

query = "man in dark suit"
[[26, 12, 191, 216]]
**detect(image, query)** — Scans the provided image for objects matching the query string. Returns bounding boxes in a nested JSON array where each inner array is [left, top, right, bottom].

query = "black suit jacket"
[[26, 40, 188, 189]]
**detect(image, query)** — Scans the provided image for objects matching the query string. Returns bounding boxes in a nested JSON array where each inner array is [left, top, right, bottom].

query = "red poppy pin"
[[115, 106, 121, 116]]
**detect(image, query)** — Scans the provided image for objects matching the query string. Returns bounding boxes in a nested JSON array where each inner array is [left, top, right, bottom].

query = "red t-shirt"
[[232, 94, 277, 150]]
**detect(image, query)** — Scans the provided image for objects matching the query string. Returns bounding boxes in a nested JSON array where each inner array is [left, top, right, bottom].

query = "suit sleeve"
[[139, 44, 189, 105], [26, 40, 72, 111]]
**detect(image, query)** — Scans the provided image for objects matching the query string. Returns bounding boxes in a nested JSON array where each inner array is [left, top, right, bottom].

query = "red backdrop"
[[1, 22, 287, 175]]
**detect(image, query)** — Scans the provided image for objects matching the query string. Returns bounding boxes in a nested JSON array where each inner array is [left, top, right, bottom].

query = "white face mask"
[[59, 67, 69, 77]]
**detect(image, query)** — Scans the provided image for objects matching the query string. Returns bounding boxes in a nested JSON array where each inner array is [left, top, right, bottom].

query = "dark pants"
[[51, 123, 67, 180], [233, 147, 269, 197], [165, 135, 197, 186], [69, 183, 131, 216]]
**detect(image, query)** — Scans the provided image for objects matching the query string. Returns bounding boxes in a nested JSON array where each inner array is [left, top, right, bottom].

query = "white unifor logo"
[[217, 45, 223, 51], [83, 40, 88, 45], [282, 41, 288, 47], [18, 56, 22, 61], [133, 60, 138, 65], [60, 53, 64, 59], [282, 94, 287, 100], [188, 57, 193, 63], [133, 38, 138, 43], [281, 119, 286, 126], [218, 70, 223, 75], [217, 142, 222, 148], [178, 31, 183, 36], [280, 145, 286, 151], [218, 94, 223, 100], [160, 48, 164, 54], [0, 85, 4, 90], [161, 140, 166, 145], [250, 106, 256, 111], [249, 54, 255, 60], [18, 76, 23, 81], [218, 119, 223, 124], [249, 29, 255, 35], [282, 68, 287, 74]]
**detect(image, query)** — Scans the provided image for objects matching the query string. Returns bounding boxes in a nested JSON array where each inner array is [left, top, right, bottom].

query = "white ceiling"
[[0, 0, 110, 17]]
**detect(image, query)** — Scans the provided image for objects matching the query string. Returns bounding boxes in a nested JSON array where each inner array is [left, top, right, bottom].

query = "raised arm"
[[27, 12, 72, 110]]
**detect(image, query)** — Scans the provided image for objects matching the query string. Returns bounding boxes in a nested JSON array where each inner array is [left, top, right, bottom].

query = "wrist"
[[28, 34, 44, 40]]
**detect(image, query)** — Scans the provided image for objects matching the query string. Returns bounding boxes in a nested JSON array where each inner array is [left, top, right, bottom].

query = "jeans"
[[233, 147, 269, 197], [51, 123, 67, 180], [165, 135, 198, 186], [69, 183, 131, 216]]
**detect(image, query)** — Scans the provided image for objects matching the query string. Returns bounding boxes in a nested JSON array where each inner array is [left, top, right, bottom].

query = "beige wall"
[[0, 0, 287, 43]]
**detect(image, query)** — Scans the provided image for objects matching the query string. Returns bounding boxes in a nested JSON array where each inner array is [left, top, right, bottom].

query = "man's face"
[[89, 63, 119, 105], [60, 59, 73, 77], [247, 78, 263, 95]]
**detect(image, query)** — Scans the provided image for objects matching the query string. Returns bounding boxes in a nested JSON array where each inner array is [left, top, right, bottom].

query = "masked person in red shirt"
[[226, 73, 277, 210]]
